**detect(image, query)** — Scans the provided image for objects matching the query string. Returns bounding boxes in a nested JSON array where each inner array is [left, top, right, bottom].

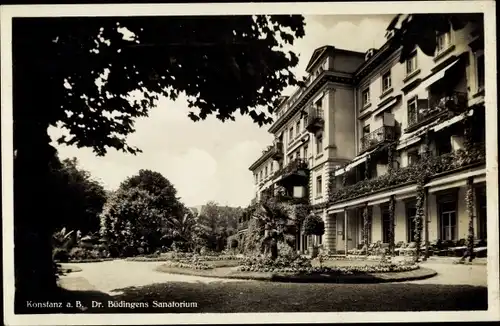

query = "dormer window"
[[381, 70, 392, 93], [436, 31, 452, 54]]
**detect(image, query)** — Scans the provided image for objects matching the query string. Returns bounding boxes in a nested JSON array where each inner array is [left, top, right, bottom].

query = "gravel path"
[[60, 259, 245, 295]]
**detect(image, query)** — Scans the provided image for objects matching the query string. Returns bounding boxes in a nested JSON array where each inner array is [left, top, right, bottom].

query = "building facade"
[[246, 17, 486, 255]]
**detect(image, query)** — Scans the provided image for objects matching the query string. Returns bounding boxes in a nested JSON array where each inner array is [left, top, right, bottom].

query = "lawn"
[[23, 281, 487, 313]]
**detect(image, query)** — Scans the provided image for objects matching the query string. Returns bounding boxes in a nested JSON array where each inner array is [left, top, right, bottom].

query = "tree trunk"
[[14, 121, 59, 312], [270, 239, 278, 260]]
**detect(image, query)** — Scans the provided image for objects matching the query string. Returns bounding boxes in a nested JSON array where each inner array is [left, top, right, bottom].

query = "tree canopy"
[[99, 169, 187, 255], [13, 15, 305, 156], [51, 156, 107, 234]]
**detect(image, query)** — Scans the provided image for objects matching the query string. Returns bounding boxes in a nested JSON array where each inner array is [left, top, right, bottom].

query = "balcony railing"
[[360, 125, 396, 152], [274, 158, 309, 180], [329, 142, 485, 204], [271, 141, 284, 161], [305, 107, 324, 133], [408, 91, 468, 130]]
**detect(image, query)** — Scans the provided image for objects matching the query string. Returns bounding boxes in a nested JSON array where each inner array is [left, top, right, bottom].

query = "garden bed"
[[66, 258, 115, 263], [156, 264, 436, 283]]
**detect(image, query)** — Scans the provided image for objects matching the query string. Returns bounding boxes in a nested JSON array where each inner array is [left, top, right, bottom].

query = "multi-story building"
[[246, 16, 486, 255]]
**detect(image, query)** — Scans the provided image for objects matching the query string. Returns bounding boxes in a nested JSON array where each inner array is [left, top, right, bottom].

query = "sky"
[[49, 14, 394, 208]]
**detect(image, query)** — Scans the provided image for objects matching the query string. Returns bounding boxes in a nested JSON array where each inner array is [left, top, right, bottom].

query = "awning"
[[373, 97, 399, 117], [432, 109, 474, 132], [333, 148, 378, 177], [406, 58, 460, 99], [396, 136, 421, 151]]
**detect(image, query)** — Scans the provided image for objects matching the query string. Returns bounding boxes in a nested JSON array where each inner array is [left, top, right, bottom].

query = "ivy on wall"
[[388, 195, 395, 255], [328, 142, 485, 205], [465, 177, 475, 262], [362, 204, 370, 254]]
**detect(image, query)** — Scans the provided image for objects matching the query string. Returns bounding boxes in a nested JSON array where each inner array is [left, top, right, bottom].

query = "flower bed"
[[67, 258, 114, 263], [238, 262, 419, 275], [162, 261, 214, 270]]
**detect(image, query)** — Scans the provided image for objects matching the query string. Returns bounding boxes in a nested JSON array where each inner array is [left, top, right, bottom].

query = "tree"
[[13, 15, 305, 300], [386, 13, 483, 62], [251, 198, 296, 260], [303, 214, 325, 237], [163, 208, 200, 252], [100, 187, 166, 256], [100, 169, 186, 256], [196, 202, 243, 251], [52, 157, 107, 235]]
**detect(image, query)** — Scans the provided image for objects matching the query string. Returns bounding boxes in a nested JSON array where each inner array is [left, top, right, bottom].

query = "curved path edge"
[[154, 265, 438, 284]]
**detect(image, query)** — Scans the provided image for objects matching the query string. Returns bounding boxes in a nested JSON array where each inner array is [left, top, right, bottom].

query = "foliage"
[[251, 198, 296, 259], [230, 238, 239, 249], [465, 177, 475, 262], [51, 157, 108, 234], [386, 13, 483, 63], [329, 142, 485, 204], [303, 214, 325, 236], [388, 196, 396, 255], [14, 16, 305, 156], [362, 206, 371, 253], [196, 202, 243, 252], [52, 248, 69, 263], [238, 258, 419, 275], [241, 218, 265, 254]]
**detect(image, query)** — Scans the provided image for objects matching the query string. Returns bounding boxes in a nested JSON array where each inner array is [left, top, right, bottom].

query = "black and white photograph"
[[1, 1, 498, 325]]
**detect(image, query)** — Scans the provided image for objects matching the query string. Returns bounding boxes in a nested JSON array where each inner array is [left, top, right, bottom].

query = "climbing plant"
[[362, 204, 370, 255], [388, 195, 396, 256], [465, 177, 475, 262]]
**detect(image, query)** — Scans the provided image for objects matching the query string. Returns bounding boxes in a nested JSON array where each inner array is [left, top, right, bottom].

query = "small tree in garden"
[[251, 198, 295, 260], [303, 214, 325, 257], [303, 214, 325, 238]]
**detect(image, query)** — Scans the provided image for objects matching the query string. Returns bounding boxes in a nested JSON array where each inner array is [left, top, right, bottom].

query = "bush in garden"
[[303, 214, 325, 237], [53, 248, 69, 263], [230, 238, 239, 249]]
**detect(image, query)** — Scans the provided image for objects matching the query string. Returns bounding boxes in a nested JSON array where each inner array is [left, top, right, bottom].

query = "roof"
[[305, 45, 364, 73]]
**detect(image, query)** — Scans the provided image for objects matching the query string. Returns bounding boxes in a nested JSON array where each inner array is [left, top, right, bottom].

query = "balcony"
[[360, 125, 396, 153], [275, 158, 309, 187], [305, 107, 324, 133], [271, 141, 284, 161], [407, 91, 468, 132], [329, 142, 485, 205]]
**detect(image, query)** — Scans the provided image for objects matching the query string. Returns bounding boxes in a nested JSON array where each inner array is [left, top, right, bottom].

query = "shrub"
[[303, 214, 325, 236], [53, 248, 69, 262], [230, 238, 239, 249]]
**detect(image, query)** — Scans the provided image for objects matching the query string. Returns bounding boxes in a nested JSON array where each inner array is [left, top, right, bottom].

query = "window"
[[296, 120, 301, 135], [406, 52, 418, 75], [289, 126, 294, 141], [259, 171, 263, 181], [303, 145, 308, 159], [265, 166, 268, 177], [270, 162, 274, 174], [381, 206, 391, 244], [406, 201, 417, 242], [362, 88, 371, 107], [436, 138, 452, 155], [476, 52, 485, 91], [316, 134, 323, 154], [436, 32, 451, 53], [316, 176, 323, 196], [362, 124, 370, 137], [439, 200, 457, 241], [381, 70, 392, 92]]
